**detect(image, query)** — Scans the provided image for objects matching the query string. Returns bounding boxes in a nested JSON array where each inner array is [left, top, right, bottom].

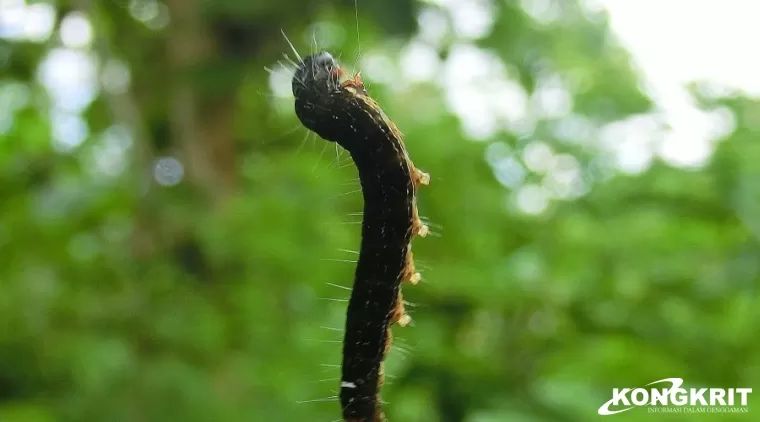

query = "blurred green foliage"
[[1, 0, 758, 421]]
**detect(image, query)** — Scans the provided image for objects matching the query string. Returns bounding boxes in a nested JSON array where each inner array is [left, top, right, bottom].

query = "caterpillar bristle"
[[416, 221, 430, 237], [400, 251, 420, 285], [413, 168, 430, 186], [409, 272, 422, 285], [396, 313, 412, 328], [392, 295, 412, 327]]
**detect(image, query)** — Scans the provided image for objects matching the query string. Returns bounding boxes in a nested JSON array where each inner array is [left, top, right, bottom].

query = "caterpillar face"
[[293, 52, 373, 146], [292, 52, 348, 142], [292, 52, 342, 98]]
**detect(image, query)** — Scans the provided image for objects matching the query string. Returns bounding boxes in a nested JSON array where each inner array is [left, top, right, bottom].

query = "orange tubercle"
[[339, 68, 365, 89]]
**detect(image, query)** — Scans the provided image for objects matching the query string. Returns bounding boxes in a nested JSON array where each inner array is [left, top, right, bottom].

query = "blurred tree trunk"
[[165, 0, 237, 205]]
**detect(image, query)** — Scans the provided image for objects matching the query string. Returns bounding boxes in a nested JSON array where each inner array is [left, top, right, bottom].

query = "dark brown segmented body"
[[292, 52, 428, 422]]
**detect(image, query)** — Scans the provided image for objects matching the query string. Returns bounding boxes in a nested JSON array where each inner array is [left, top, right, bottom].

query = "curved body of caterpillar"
[[292, 52, 429, 421]]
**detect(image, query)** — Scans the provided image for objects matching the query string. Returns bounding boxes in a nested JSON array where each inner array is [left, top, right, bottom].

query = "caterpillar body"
[[292, 52, 429, 421]]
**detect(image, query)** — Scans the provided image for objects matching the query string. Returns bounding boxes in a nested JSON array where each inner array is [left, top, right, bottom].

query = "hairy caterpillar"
[[292, 51, 429, 421]]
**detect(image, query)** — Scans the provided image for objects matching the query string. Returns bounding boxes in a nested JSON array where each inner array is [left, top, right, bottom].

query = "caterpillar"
[[291, 51, 429, 421]]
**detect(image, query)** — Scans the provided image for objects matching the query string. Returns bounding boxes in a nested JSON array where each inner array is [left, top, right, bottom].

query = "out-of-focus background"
[[1, 0, 759, 421]]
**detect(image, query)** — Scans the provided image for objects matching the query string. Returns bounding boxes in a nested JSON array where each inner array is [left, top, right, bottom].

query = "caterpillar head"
[[293, 51, 362, 144], [292, 52, 342, 98]]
